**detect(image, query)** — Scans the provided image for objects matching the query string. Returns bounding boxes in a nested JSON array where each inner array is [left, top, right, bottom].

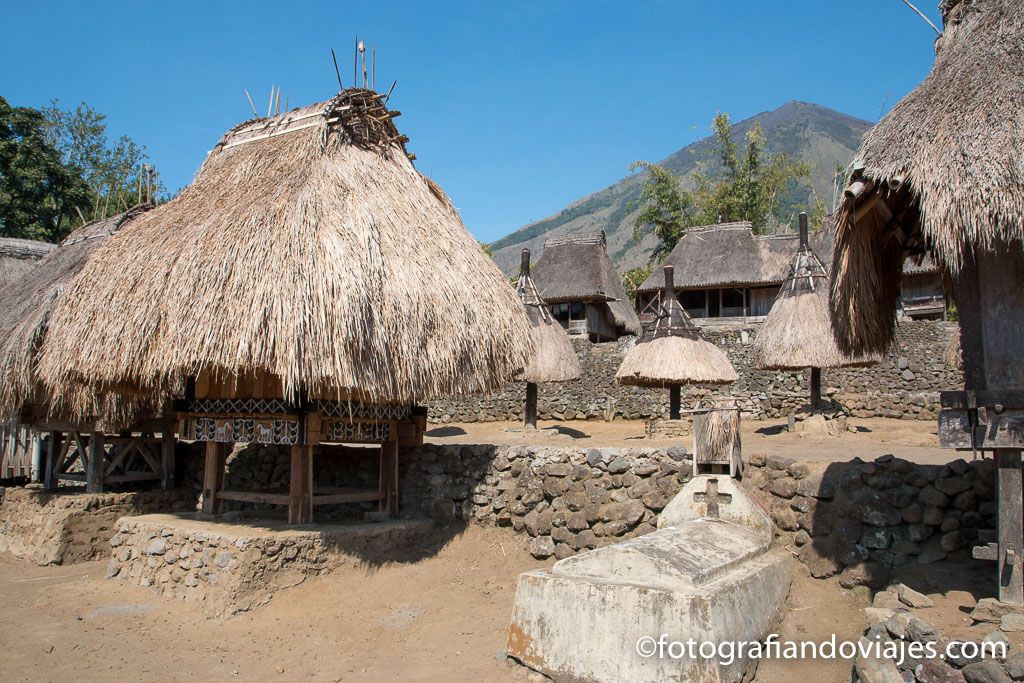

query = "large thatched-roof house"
[[0, 237, 54, 290], [531, 230, 641, 341], [37, 88, 533, 523], [637, 221, 946, 322]]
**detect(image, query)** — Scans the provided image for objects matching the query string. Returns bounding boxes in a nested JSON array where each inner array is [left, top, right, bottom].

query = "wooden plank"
[[86, 432, 105, 493], [105, 473, 163, 483], [312, 490, 384, 505], [161, 427, 175, 489], [43, 431, 61, 491], [201, 442, 225, 515], [218, 490, 290, 505], [57, 473, 87, 482], [288, 444, 313, 524], [997, 450, 1024, 605], [939, 409, 1024, 450], [941, 390, 1024, 409]]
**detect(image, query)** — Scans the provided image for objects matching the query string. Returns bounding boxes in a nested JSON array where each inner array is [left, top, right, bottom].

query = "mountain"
[[489, 101, 873, 274]]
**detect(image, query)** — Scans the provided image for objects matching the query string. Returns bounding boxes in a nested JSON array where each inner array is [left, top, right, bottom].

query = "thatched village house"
[[829, 0, 1024, 602], [35, 88, 534, 524], [516, 249, 581, 428], [0, 208, 177, 487], [635, 220, 946, 323], [531, 230, 641, 341], [752, 212, 876, 414], [0, 237, 53, 290]]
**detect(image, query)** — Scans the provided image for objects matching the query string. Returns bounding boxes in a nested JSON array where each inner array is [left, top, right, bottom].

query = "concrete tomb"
[[507, 475, 792, 682]]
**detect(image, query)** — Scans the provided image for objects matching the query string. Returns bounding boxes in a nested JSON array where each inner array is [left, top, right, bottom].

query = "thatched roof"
[[37, 89, 533, 406], [616, 265, 738, 387], [831, 0, 1024, 354], [531, 230, 641, 335], [0, 208, 167, 426], [636, 222, 834, 293], [0, 237, 54, 289], [752, 220, 878, 370], [516, 250, 581, 384]]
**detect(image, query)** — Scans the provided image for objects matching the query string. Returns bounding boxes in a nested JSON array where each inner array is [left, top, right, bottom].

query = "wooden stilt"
[[160, 424, 176, 490], [44, 431, 61, 492], [387, 439, 399, 516], [810, 367, 822, 410], [201, 441, 225, 515], [669, 384, 681, 420], [525, 382, 538, 429], [86, 432, 105, 493], [998, 450, 1024, 605], [288, 444, 313, 524], [30, 431, 43, 484]]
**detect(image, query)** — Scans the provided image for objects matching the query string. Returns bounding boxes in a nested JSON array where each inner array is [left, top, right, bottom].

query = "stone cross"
[[692, 478, 732, 519]]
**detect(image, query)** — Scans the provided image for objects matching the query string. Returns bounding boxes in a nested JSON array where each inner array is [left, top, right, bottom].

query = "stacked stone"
[[426, 321, 961, 424], [401, 443, 691, 560], [855, 584, 1024, 682], [746, 453, 996, 583]]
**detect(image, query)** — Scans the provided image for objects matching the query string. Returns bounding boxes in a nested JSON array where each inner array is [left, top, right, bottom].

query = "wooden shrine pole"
[[86, 432, 105, 493], [160, 421, 176, 490], [201, 441, 225, 515], [669, 385, 681, 420], [43, 431, 61, 492], [810, 367, 822, 410], [288, 444, 313, 524], [525, 382, 539, 429]]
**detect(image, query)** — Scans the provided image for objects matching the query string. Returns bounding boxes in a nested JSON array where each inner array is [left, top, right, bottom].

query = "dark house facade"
[[531, 230, 642, 342]]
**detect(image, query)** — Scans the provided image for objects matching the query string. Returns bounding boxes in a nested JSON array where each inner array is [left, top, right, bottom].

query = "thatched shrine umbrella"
[[0, 207, 177, 489], [36, 88, 533, 524], [829, 0, 1024, 602], [616, 265, 738, 419], [516, 249, 581, 429], [752, 212, 876, 410]]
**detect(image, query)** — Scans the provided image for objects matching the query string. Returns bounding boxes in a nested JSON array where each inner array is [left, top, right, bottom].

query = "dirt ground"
[[427, 416, 949, 464]]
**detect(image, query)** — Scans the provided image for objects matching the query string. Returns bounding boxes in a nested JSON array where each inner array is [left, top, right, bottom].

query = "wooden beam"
[[160, 426, 176, 489], [998, 450, 1024, 605], [218, 490, 290, 505], [86, 432, 105, 493], [43, 431, 61, 492], [524, 382, 538, 429], [288, 444, 313, 524], [313, 490, 384, 505], [201, 442, 225, 515]]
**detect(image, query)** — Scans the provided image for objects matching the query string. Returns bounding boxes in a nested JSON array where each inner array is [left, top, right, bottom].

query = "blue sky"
[[1, 1, 943, 243]]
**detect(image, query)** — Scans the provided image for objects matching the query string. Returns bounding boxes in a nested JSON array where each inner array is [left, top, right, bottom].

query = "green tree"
[[0, 96, 90, 241], [629, 160, 695, 263], [691, 113, 811, 234], [622, 265, 652, 304], [42, 101, 158, 221]]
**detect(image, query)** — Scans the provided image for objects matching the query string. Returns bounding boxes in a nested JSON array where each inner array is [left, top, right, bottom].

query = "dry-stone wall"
[[427, 320, 961, 423]]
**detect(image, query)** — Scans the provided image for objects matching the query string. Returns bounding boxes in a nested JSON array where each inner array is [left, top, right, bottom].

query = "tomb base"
[[789, 401, 853, 436]]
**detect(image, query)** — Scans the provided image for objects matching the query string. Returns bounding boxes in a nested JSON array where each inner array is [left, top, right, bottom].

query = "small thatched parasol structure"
[[36, 87, 533, 523], [753, 213, 877, 409], [0, 237, 54, 290], [616, 265, 738, 419], [516, 249, 581, 429]]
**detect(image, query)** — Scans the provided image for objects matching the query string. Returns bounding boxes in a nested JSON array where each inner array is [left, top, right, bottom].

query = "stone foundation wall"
[[0, 486, 194, 565], [427, 320, 961, 423]]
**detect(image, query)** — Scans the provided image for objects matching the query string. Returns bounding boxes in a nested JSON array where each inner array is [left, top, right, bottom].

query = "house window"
[[680, 290, 706, 312], [551, 302, 586, 322]]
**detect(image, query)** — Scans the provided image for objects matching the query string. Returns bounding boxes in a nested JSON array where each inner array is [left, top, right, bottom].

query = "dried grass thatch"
[[616, 266, 738, 387], [754, 232, 877, 370], [0, 237, 54, 290], [831, 0, 1024, 354], [0, 208, 169, 428], [695, 401, 740, 462], [36, 90, 533, 405], [516, 250, 581, 384]]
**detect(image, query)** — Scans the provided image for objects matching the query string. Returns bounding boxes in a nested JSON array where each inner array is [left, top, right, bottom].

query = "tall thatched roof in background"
[[753, 224, 877, 370], [0, 237, 54, 290], [0, 207, 167, 427], [531, 230, 641, 336], [37, 89, 533, 405], [516, 250, 581, 384], [636, 222, 833, 293], [831, 0, 1024, 355], [616, 266, 738, 387]]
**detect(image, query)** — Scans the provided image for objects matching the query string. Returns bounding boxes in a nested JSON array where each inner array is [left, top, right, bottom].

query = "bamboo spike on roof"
[[35, 88, 534, 407], [753, 214, 878, 371], [516, 249, 581, 384], [830, 0, 1024, 355], [616, 265, 738, 387]]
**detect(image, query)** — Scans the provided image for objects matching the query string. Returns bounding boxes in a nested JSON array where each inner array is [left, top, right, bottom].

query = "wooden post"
[[810, 367, 822, 410], [997, 451, 1024, 605], [30, 431, 43, 483], [201, 441, 225, 515], [669, 384, 681, 420], [381, 439, 399, 517], [160, 423, 175, 490], [86, 432, 105, 493], [43, 431, 61, 492], [288, 444, 313, 524], [525, 382, 538, 429]]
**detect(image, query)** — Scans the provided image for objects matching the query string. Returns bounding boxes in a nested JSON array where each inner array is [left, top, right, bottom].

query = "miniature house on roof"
[[531, 230, 641, 341], [37, 88, 534, 524]]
